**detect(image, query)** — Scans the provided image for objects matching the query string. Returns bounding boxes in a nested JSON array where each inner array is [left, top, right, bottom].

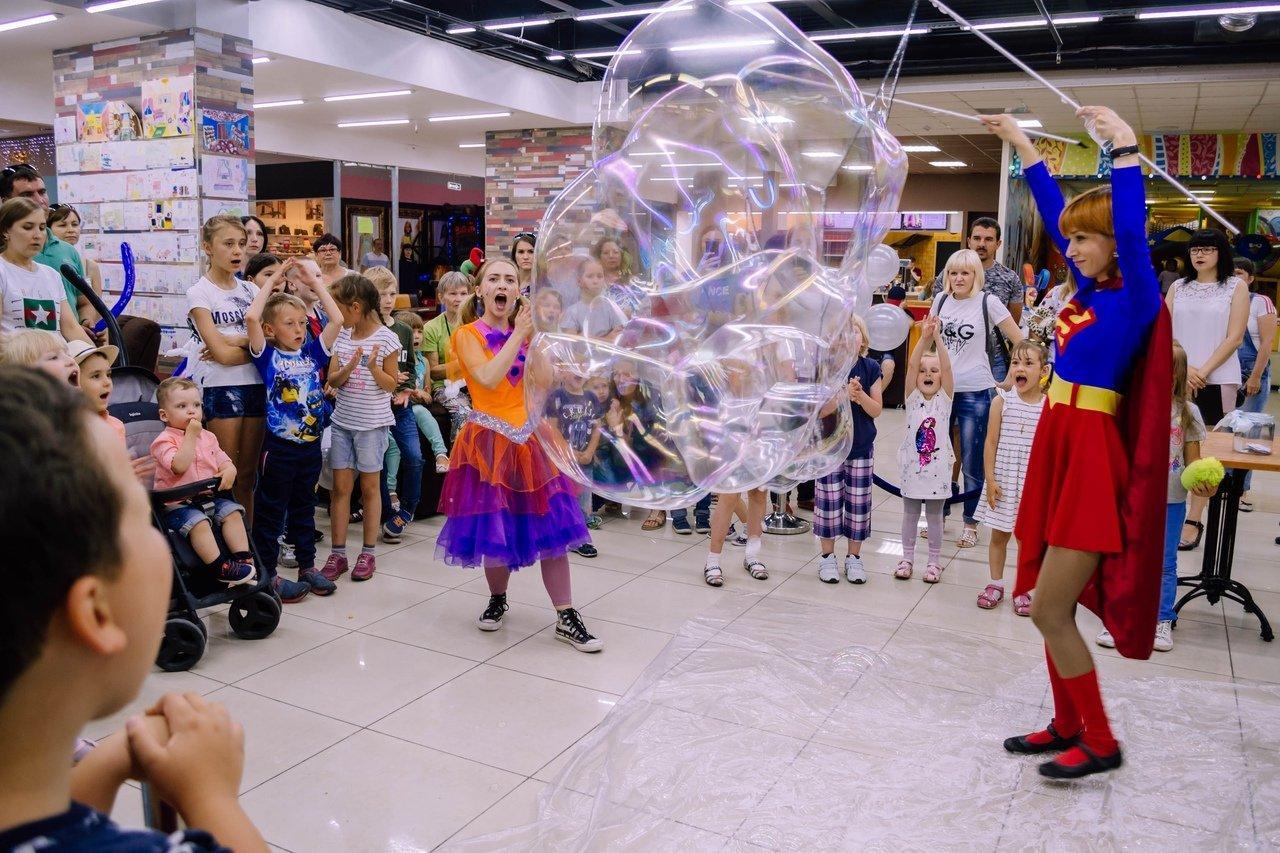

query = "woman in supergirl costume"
[[983, 108, 1171, 780]]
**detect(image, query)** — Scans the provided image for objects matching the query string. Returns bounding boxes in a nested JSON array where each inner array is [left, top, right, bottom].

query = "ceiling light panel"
[[86, 0, 168, 11], [1137, 4, 1280, 19], [930, 160, 968, 167], [0, 13, 59, 32], [484, 18, 551, 31], [338, 119, 411, 128], [901, 144, 941, 152], [255, 99, 305, 109], [323, 90, 412, 103], [427, 111, 512, 123]]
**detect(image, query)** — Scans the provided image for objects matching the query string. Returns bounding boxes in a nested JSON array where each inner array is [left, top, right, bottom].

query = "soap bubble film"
[[529, 0, 906, 508]]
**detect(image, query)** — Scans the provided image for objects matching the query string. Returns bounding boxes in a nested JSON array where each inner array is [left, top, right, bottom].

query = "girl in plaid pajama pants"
[[815, 316, 884, 585]]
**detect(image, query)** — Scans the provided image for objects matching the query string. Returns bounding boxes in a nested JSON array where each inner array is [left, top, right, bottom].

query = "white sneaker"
[[818, 554, 840, 584], [1095, 628, 1116, 649], [279, 541, 298, 568], [1153, 620, 1174, 652], [844, 555, 867, 584]]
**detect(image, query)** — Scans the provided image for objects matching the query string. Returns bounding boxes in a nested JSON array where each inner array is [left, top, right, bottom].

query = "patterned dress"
[[898, 389, 955, 500], [975, 389, 1044, 533]]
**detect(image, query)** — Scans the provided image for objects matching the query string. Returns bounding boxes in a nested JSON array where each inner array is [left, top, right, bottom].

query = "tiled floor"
[[107, 409, 1280, 851]]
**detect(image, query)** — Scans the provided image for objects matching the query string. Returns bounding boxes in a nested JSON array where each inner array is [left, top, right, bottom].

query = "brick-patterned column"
[[52, 29, 253, 356], [484, 126, 591, 258]]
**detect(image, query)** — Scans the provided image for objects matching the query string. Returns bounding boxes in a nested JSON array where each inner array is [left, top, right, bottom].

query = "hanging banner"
[[1013, 132, 1279, 178]]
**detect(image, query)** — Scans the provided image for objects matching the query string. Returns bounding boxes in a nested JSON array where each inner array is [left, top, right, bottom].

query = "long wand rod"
[[927, 0, 1239, 234], [891, 96, 1084, 146]]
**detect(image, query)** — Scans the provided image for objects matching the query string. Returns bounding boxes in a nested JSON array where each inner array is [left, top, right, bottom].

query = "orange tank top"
[[449, 322, 527, 428]]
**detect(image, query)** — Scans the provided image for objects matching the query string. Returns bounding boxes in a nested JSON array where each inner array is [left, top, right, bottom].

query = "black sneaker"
[[671, 514, 693, 535], [556, 607, 604, 652], [694, 515, 711, 535], [574, 543, 598, 558], [477, 593, 508, 632]]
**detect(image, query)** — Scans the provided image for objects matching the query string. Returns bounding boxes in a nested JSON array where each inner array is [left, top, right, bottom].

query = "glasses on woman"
[[1189, 247, 1218, 256]]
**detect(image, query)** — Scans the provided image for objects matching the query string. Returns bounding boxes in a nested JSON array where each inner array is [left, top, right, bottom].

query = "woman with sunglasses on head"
[[511, 232, 535, 297], [1167, 229, 1248, 550]]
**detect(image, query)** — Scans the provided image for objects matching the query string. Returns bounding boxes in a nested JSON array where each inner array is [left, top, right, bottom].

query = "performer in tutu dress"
[[436, 258, 604, 653], [982, 108, 1170, 780]]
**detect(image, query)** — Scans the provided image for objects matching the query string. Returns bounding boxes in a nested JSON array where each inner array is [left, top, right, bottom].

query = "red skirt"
[[1013, 402, 1129, 596]]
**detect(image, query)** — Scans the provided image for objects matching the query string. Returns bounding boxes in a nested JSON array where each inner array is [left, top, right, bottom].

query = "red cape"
[[1079, 305, 1172, 660]]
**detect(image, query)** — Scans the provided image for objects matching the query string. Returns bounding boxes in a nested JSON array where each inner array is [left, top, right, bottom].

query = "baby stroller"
[[82, 277, 281, 672]]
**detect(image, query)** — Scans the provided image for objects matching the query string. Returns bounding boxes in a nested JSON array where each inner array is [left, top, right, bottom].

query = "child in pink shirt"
[[150, 377, 256, 586]]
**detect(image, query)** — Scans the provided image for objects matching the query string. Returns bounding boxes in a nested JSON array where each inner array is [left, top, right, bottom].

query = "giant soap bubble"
[[528, 0, 906, 509]]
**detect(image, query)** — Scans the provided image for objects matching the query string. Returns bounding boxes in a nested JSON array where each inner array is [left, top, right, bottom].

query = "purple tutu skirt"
[[435, 420, 590, 569]]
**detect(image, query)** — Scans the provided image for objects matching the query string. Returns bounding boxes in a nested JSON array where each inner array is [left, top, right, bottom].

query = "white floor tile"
[[362, 588, 558, 662], [488, 617, 674, 696], [235, 632, 474, 726], [286, 572, 445, 629], [194, 609, 349, 684]]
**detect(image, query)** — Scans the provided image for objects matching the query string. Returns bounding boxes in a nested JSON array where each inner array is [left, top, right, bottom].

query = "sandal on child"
[[1240, 499, 1254, 513], [894, 560, 913, 580], [743, 557, 769, 581], [977, 584, 1004, 609], [642, 511, 666, 531], [957, 527, 979, 548], [923, 563, 945, 583], [1178, 520, 1203, 551], [704, 565, 724, 587], [1013, 593, 1032, 617]]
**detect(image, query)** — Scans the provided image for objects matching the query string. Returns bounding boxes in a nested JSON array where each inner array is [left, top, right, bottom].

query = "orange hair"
[[1058, 185, 1114, 238]]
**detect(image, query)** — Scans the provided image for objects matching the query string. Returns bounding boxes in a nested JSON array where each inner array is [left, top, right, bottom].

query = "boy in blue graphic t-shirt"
[[246, 265, 345, 600]]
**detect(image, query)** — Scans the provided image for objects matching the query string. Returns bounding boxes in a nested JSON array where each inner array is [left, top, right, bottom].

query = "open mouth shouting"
[[1013, 372, 1030, 390], [492, 292, 510, 311]]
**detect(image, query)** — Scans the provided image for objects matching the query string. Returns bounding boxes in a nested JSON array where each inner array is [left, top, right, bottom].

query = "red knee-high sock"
[[1056, 667, 1118, 765], [1046, 647, 1081, 737]]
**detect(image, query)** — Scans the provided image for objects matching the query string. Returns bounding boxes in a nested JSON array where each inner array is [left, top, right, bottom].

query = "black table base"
[[1175, 468, 1273, 642]]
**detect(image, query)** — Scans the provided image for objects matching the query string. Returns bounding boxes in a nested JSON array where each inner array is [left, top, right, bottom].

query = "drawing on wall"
[[105, 101, 142, 141], [141, 76, 194, 138], [77, 102, 109, 143], [200, 109, 250, 155], [201, 155, 248, 199]]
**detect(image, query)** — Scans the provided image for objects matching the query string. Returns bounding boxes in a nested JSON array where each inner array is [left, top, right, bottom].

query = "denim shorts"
[[202, 383, 266, 420], [164, 497, 244, 537], [329, 423, 390, 473]]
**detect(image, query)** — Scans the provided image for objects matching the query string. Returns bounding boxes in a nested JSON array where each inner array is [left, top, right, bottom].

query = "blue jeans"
[[990, 347, 1009, 384], [380, 404, 423, 522], [951, 388, 994, 524], [672, 494, 712, 525], [1238, 336, 1270, 492], [253, 435, 322, 577], [1160, 501, 1187, 622]]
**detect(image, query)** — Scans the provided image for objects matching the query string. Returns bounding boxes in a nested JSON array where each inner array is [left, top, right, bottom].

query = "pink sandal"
[[976, 584, 1004, 609], [923, 563, 945, 583], [1013, 594, 1032, 616], [894, 560, 913, 580]]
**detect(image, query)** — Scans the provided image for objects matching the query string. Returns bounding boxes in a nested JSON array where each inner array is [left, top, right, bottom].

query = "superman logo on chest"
[[1055, 299, 1096, 353]]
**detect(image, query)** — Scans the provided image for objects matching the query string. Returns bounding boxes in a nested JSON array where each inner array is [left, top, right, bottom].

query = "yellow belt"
[[1047, 377, 1121, 415]]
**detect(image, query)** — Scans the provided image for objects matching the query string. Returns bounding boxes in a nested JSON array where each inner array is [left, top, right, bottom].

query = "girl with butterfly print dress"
[[436, 258, 603, 653], [896, 317, 955, 583]]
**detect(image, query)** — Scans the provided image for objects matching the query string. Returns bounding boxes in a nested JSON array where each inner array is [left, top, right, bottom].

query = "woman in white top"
[[1232, 257, 1276, 511], [0, 198, 90, 344], [187, 215, 264, 515], [928, 249, 1024, 548], [1168, 229, 1248, 549]]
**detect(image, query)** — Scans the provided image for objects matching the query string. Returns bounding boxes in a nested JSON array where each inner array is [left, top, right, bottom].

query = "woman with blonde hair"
[[928, 248, 1025, 548]]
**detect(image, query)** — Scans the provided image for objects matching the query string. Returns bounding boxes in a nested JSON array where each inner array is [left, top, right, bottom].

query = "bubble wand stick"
[[890, 97, 1084, 147], [926, 0, 1239, 235]]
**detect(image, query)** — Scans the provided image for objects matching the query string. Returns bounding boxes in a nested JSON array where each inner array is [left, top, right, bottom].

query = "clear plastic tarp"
[[448, 596, 1280, 851]]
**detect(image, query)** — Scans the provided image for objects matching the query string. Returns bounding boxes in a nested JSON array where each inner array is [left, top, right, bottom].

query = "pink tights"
[[484, 554, 573, 608]]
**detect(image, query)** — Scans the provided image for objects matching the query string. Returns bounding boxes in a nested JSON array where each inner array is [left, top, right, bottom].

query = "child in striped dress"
[[975, 340, 1049, 612]]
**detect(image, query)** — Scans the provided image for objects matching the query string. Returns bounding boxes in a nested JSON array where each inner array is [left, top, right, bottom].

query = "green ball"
[[1181, 456, 1225, 492]]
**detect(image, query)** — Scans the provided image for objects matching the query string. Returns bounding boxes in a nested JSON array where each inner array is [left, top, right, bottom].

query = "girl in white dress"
[[975, 340, 1049, 613], [897, 317, 954, 583]]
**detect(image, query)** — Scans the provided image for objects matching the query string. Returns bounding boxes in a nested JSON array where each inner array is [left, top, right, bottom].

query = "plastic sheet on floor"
[[447, 596, 1280, 851]]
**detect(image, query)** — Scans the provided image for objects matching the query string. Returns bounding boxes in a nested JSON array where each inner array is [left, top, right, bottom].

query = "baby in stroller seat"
[[150, 376, 257, 587]]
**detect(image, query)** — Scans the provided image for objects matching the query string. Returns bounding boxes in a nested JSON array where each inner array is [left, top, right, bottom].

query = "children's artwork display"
[[76, 102, 109, 143], [140, 76, 194, 138], [201, 154, 249, 198], [104, 101, 142, 141], [200, 109, 250, 155], [54, 115, 76, 145]]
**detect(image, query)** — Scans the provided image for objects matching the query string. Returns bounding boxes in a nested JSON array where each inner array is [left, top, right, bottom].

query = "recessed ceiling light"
[[930, 160, 968, 167], [338, 119, 411, 128], [458, 142, 485, 149], [1016, 119, 1042, 128], [842, 164, 874, 172], [576, 3, 691, 20], [251, 56, 271, 65], [427, 111, 511, 123], [324, 90, 412, 103], [255, 99, 305, 109], [446, 25, 477, 34], [573, 48, 643, 59], [0, 12, 59, 32], [761, 115, 794, 124], [484, 18, 552, 31], [662, 161, 721, 168], [86, 0, 168, 12], [546, 54, 566, 61], [670, 37, 773, 53], [1137, 4, 1280, 20], [901, 144, 941, 152], [802, 151, 843, 159], [969, 14, 1101, 30]]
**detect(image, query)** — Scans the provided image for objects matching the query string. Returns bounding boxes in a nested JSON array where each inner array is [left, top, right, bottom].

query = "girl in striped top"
[[975, 340, 1049, 613]]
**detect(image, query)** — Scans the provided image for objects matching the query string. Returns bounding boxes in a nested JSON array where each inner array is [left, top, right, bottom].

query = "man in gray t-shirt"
[[930, 217, 1022, 382]]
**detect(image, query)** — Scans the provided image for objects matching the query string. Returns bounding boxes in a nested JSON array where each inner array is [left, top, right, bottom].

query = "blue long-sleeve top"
[[1025, 161, 1161, 394]]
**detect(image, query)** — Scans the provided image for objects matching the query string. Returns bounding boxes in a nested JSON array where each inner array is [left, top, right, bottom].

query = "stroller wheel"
[[228, 591, 282, 640], [157, 618, 206, 672]]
